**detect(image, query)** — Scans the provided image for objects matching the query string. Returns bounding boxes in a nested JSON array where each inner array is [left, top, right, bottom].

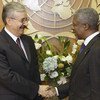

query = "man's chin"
[[78, 37, 83, 40], [19, 29, 24, 35]]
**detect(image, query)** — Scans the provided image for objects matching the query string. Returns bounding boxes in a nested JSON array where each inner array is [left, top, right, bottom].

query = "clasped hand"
[[38, 85, 57, 98]]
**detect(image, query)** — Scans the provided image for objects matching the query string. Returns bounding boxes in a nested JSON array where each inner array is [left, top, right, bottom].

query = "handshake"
[[38, 85, 57, 98]]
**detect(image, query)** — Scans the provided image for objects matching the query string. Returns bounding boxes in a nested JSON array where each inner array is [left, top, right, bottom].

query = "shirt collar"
[[4, 27, 18, 42], [84, 31, 99, 46]]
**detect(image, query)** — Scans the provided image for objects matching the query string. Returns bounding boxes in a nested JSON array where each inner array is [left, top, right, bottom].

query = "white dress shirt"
[[84, 31, 99, 46]]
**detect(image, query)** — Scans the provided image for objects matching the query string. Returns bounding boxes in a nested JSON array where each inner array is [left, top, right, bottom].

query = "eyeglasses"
[[10, 17, 29, 24]]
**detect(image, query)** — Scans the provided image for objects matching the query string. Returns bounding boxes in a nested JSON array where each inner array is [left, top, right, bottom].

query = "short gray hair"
[[74, 8, 99, 30], [2, 2, 26, 24]]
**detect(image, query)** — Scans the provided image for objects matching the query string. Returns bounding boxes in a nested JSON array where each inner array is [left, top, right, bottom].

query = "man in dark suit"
[[47, 8, 100, 100], [0, 2, 52, 100]]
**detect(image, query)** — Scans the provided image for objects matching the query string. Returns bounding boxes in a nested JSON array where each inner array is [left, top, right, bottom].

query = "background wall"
[[0, 0, 100, 38]]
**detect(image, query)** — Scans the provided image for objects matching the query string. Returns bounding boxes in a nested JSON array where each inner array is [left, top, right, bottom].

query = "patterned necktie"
[[79, 43, 86, 53]]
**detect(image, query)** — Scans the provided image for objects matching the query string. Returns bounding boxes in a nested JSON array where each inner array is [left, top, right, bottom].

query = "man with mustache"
[[0, 2, 52, 100]]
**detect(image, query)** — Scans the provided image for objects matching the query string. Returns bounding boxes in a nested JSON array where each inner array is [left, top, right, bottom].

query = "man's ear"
[[84, 23, 89, 30], [6, 17, 12, 25]]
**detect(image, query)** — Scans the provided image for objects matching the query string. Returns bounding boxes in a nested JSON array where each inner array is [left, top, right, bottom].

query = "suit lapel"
[[71, 33, 100, 78], [9, 40, 27, 61], [71, 49, 89, 78]]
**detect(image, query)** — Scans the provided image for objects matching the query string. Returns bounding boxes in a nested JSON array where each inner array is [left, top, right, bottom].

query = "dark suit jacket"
[[0, 29, 43, 100], [57, 33, 100, 100]]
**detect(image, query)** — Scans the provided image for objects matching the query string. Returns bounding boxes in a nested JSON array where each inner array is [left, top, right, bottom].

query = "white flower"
[[40, 74, 46, 81], [32, 34, 44, 43], [59, 56, 67, 62], [49, 71, 58, 78], [43, 57, 58, 73], [53, 55, 59, 59], [36, 34, 46, 42], [32, 37, 39, 43], [34, 43, 41, 50], [46, 50, 52, 55], [77, 40, 84, 45], [72, 43, 78, 54], [65, 54, 73, 64], [37, 34, 43, 39], [57, 76, 67, 85], [72, 49, 77, 54], [73, 43, 78, 49]]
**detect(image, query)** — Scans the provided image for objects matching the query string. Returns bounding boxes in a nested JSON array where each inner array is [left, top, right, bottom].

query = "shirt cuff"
[[55, 87, 59, 96]]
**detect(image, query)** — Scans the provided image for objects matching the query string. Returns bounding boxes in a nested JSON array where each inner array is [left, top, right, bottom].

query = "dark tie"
[[16, 38, 28, 60], [16, 38, 23, 51], [79, 43, 86, 53]]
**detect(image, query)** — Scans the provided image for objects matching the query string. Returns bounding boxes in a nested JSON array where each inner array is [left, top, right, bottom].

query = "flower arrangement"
[[32, 34, 83, 86]]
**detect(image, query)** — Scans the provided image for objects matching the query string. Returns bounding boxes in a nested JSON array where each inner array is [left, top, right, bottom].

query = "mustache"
[[20, 24, 28, 29]]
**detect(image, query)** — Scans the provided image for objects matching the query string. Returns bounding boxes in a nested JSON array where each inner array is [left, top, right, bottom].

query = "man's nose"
[[23, 21, 28, 27]]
